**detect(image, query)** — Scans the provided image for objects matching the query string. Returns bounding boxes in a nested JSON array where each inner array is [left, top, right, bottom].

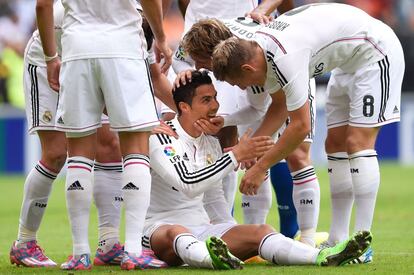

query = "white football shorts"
[[56, 58, 159, 133], [23, 63, 59, 134], [326, 39, 404, 129]]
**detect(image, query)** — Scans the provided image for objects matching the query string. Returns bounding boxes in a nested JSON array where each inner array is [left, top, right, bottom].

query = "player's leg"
[[223, 224, 371, 266], [216, 126, 239, 214], [215, 79, 240, 214], [99, 58, 160, 269], [241, 172, 272, 224], [93, 121, 124, 266], [11, 132, 66, 267], [150, 224, 202, 267], [270, 160, 298, 238], [347, 41, 404, 236], [57, 59, 104, 270], [325, 125, 354, 246], [324, 70, 354, 246], [287, 143, 320, 248], [11, 63, 66, 267]]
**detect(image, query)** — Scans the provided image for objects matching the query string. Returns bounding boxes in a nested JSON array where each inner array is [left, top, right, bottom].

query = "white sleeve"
[[172, 43, 195, 73], [203, 186, 236, 224], [223, 88, 271, 127], [150, 134, 239, 198], [272, 50, 311, 111]]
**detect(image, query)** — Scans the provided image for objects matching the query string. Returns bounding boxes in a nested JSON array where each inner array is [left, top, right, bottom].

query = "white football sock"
[[349, 150, 379, 232], [291, 166, 320, 247], [222, 171, 237, 213], [93, 162, 123, 253], [173, 233, 213, 268], [327, 152, 354, 245], [242, 171, 272, 224], [122, 154, 151, 255], [17, 161, 58, 243], [66, 156, 94, 256], [259, 232, 319, 265]]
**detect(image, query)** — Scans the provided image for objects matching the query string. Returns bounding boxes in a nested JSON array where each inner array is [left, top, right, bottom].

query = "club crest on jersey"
[[206, 154, 213, 165], [42, 111, 52, 123], [164, 146, 176, 157]]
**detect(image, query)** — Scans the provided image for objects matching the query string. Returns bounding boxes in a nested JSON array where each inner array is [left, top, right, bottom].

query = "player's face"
[[225, 68, 263, 90], [225, 74, 253, 90], [192, 55, 213, 70], [190, 84, 219, 120]]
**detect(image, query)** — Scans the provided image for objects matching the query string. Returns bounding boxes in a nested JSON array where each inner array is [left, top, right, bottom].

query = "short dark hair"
[[173, 70, 212, 115]]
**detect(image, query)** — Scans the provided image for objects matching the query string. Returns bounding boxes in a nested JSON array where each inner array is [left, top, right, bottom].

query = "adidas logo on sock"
[[122, 182, 139, 190], [67, 180, 84, 191], [57, 116, 64, 124], [393, 106, 399, 114]]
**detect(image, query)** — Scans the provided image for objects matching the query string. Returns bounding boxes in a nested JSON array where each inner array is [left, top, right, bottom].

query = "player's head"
[[173, 70, 219, 119], [183, 18, 232, 70], [212, 37, 263, 90]]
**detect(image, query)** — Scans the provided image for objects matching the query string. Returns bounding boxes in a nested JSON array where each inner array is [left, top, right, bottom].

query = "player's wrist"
[[44, 52, 58, 63]]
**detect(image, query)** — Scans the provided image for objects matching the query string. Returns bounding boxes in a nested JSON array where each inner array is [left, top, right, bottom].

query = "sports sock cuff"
[[349, 149, 377, 159], [36, 161, 58, 180], [123, 154, 150, 168], [291, 166, 316, 185], [173, 233, 196, 256], [67, 156, 94, 172], [327, 152, 349, 160], [94, 161, 123, 172]]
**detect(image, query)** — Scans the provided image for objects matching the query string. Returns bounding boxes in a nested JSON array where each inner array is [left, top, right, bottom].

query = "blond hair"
[[183, 19, 232, 59], [212, 37, 256, 81]]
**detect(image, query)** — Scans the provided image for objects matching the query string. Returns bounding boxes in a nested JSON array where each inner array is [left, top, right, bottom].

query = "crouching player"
[[144, 70, 372, 269]]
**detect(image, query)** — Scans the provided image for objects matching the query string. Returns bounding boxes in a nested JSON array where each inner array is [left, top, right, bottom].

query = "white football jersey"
[[254, 3, 397, 111], [146, 118, 237, 227], [60, 0, 147, 61], [184, 0, 257, 32], [24, 1, 64, 66]]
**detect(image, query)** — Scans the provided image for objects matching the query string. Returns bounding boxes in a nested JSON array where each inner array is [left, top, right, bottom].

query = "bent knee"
[[255, 224, 275, 239], [41, 148, 67, 171]]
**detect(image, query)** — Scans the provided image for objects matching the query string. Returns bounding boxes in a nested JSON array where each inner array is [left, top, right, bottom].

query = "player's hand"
[[46, 57, 60, 92], [245, 12, 273, 25], [194, 116, 224, 135], [151, 120, 178, 139], [239, 164, 267, 195], [240, 158, 256, 170], [174, 70, 193, 89], [232, 128, 273, 161], [155, 39, 173, 74]]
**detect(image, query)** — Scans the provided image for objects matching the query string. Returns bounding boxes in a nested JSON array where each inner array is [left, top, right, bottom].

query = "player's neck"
[[254, 46, 267, 86], [178, 116, 202, 138]]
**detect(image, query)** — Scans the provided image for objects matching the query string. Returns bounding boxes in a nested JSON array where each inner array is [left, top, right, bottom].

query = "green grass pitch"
[[0, 163, 413, 274]]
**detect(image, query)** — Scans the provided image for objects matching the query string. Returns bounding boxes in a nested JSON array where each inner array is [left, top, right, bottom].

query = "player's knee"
[[255, 224, 275, 241], [165, 225, 189, 243], [325, 136, 345, 153], [42, 147, 67, 172], [287, 152, 309, 171]]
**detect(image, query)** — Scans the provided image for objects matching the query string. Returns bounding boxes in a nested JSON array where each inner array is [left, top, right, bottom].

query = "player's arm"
[[150, 62, 177, 112], [36, 0, 60, 91], [149, 134, 239, 198], [255, 99, 310, 168], [141, 0, 172, 72], [223, 88, 270, 127], [203, 185, 236, 224], [252, 90, 288, 137]]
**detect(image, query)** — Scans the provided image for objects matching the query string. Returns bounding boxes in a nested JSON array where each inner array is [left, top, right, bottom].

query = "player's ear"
[[241, 63, 255, 73], [179, 101, 191, 114]]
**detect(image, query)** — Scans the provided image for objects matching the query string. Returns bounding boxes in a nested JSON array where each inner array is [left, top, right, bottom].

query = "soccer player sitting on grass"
[[144, 70, 372, 269]]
